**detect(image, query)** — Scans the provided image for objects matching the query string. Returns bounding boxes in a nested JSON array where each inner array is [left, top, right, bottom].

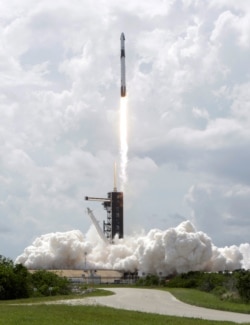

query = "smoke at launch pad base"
[[16, 220, 250, 274]]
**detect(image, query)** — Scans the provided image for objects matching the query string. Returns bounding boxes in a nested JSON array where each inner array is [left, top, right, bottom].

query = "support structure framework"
[[85, 189, 123, 242]]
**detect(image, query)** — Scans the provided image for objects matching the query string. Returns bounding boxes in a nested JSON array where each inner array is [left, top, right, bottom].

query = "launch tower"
[[85, 182, 123, 242], [103, 190, 123, 240]]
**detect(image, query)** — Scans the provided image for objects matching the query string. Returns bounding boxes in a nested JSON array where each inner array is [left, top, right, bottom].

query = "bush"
[[0, 255, 72, 300], [31, 270, 70, 296], [211, 286, 227, 298], [136, 274, 160, 286], [236, 270, 250, 302], [166, 271, 203, 289], [0, 255, 31, 300]]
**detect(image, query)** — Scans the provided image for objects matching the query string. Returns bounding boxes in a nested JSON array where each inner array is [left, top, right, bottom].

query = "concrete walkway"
[[51, 288, 250, 323]]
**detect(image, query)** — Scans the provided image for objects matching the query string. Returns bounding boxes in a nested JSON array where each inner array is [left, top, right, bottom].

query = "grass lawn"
[[167, 288, 250, 314], [0, 304, 246, 325], [0, 288, 114, 305], [0, 288, 249, 325]]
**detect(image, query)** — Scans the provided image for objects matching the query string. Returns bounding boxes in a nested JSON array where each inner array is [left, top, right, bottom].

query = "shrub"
[[31, 270, 70, 296], [211, 286, 227, 298], [136, 274, 160, 286], [236, 270, 250, 302], [0, 255, 31, 300]]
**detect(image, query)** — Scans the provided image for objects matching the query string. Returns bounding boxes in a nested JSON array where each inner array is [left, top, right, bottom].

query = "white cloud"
[[0, 0, 249, 261], [185, 183, 250, 246], [231, 82, 250, 122], [192, 107, 209, 120]]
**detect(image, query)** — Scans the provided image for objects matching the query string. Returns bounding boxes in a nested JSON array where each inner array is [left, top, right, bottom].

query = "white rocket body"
[[120, 33, 126, 97]]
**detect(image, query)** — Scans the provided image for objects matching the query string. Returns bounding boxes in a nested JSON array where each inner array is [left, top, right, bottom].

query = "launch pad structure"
[[85, 186, 124, 243]]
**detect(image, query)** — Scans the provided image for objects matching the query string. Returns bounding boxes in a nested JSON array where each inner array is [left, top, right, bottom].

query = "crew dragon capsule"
[[120, 33, 126, 97]]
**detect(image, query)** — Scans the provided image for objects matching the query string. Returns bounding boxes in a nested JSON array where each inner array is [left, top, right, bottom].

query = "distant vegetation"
[[0, 255, 70, 300], [137, 270, 250, 303], [1, 253, 250, 305]]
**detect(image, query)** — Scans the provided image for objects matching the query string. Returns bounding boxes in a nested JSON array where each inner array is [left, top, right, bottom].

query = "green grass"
[[167, 288, 250, 314], [0, 289, 114, 305], [0, 304, 246, 325], [0, 287, 249, 324]]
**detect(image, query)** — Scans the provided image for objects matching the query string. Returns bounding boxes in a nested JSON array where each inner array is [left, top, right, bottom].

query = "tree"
[[0, 255, 71, 300], [0, 255, 31, 299], [236, 270, 250, 302], [30, 270, 70, 296], [13, 263, 31, 298]]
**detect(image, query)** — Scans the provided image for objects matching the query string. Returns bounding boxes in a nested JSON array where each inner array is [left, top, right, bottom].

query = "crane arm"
[[85, 196, 111, 202], [86, 208, 110, 244]]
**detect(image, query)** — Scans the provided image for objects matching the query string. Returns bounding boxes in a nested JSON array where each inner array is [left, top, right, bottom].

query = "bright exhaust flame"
[[120, 97, 128, 190]]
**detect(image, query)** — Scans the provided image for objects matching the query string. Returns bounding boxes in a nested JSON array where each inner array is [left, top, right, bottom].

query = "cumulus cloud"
[[0, 0, 250, 259], [186, 183, 250, 247]]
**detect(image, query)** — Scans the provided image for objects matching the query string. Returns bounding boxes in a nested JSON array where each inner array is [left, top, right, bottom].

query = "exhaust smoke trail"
[[120, 97, 128, 190]]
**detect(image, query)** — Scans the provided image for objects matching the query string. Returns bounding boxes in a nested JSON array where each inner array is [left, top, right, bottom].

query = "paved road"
[[52, 288, 250, 323]]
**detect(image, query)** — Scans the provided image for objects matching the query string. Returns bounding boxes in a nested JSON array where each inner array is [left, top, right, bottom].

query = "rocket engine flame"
[[120, 97, 128, 190]]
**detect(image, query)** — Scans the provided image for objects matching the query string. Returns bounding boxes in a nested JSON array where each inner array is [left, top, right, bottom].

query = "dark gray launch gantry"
[[85, 188, 123, 242]]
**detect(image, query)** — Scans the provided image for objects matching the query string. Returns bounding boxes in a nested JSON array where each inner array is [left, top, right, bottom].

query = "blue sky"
[[1, 0, 250, 260]]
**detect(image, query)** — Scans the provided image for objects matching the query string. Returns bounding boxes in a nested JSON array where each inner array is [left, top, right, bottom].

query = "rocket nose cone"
[[120, 32, 125, 40]]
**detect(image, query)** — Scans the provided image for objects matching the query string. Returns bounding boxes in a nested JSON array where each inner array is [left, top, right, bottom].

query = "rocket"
[[120, 33, 126, 97]]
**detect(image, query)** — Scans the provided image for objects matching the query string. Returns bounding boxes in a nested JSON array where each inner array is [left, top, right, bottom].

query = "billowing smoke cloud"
[[15, 221, 249, 275]]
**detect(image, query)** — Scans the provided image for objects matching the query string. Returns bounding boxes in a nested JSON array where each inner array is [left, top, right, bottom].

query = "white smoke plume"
[[239, 243, 250, 270], [15, 221, 249, 275]]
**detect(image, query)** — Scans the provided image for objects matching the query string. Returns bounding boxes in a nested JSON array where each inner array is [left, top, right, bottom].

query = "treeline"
[[0, 255, 70, 300], [137, 270, 250, 303]]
